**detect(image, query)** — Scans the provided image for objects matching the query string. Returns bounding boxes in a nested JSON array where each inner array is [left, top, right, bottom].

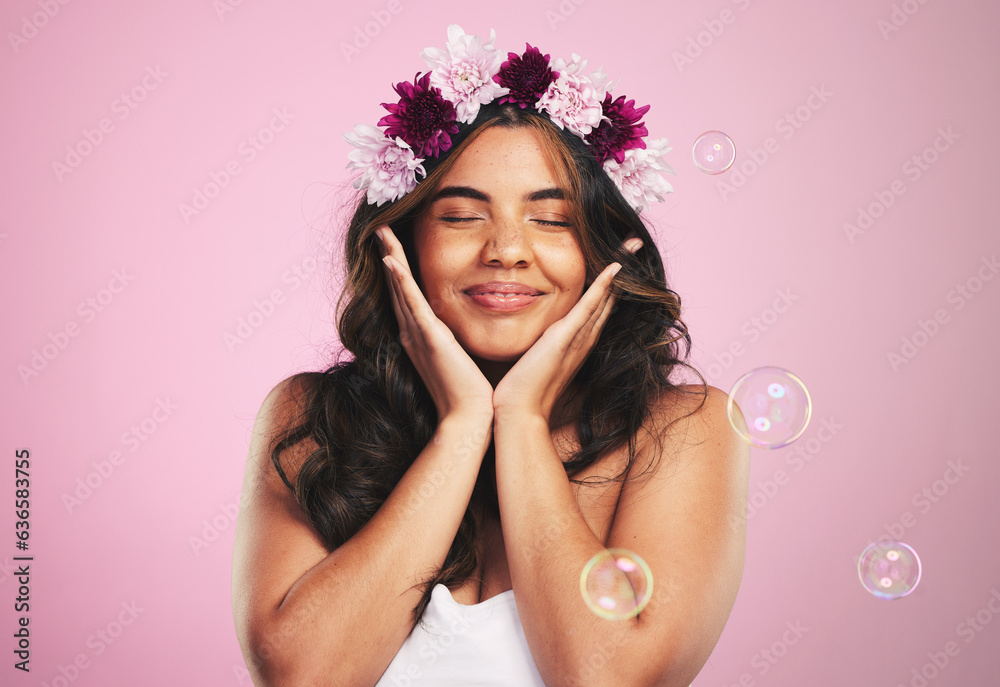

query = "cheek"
[[416, 241, 469, 310], [551, 238, 587, 291]]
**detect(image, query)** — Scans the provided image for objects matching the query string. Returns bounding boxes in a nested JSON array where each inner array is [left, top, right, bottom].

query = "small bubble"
[[693, 131, 736, 174], [727, 367, 812, 449], [580, 548, 654, 620], [858, 541, 921, 600]]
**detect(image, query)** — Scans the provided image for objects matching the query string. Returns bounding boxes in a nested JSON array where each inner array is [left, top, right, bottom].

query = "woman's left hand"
[[492, 238, 643, 422]]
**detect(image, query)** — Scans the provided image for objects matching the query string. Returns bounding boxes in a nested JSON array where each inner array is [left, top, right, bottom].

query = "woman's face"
[[411, 126, 587, 365]]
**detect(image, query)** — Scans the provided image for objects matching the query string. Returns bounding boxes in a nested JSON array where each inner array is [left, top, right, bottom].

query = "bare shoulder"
[[248, 372, 327, 490], [636, 383, 749, 471]]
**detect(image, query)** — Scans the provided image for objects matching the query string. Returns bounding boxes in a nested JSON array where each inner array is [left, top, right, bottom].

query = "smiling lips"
[[464, 281, 543, 312]]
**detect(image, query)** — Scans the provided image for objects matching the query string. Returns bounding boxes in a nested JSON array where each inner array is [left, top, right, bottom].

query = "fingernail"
[[611, 263, 622, 277], [375, 228, 384, 241], [382, 256, 393, 273]]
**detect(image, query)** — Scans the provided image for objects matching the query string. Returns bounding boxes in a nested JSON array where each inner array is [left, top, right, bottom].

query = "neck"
[[473, 356, 514, 389], [471, 356, 584, 429]]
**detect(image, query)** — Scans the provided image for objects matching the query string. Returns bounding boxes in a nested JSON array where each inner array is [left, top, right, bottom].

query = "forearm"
[[256, 412, 493, 686], [493, 411, 653, 687]]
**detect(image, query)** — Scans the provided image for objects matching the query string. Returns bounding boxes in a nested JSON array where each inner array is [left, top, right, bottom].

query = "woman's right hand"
[[376, 224, 496, 422]]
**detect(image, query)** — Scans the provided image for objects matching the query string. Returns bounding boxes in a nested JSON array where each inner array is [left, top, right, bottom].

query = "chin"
[[457, 329, 537, 363], [465, 342, 529, 363]]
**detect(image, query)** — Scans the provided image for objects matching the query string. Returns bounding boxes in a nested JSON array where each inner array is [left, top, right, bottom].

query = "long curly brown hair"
[[268, 101, 708, 627]]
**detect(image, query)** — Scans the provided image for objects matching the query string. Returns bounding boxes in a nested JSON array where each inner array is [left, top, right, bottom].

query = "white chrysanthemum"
[[343, 123, 426, 206], [420, 25, 510, 125], [536, 53, 607, 138], [602, 138, 677, 213]]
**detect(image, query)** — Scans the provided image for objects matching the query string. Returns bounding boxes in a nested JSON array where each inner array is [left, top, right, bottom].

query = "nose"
[[480, 219, 533, 269]]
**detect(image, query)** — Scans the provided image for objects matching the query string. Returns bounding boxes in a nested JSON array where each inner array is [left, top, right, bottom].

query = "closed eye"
[[439, 217, 571, 228]]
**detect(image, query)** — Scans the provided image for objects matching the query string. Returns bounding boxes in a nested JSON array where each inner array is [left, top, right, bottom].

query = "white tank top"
[[375, 583, 546, 686]]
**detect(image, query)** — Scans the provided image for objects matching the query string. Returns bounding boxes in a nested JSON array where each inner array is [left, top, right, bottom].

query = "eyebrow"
[[429, 185, 566, 204]]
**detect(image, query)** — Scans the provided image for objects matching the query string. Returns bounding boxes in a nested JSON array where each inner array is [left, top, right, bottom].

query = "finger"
[[588, 262, 621, 322], [384, 256, 423, 345], [623, 238, 643, 254], [382, 257, 416, 346], [584, 263, 621, 336], [563, 262, 620, 351], [591, 281, 619, 338], [387, 254, 447, 353], [378, 225, 415, 280]]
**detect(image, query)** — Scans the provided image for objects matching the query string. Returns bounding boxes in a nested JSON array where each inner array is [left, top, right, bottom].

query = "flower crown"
[[343, 25, 676, 212]]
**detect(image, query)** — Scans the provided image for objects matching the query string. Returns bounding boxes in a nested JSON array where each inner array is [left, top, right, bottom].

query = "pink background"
[[2, 0, 998, 685]]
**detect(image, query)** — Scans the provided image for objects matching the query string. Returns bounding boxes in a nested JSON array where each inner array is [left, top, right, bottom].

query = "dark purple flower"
[[585, 94, 651, 164], [378, 72, 459, 158], [492, 44, 558, 109]]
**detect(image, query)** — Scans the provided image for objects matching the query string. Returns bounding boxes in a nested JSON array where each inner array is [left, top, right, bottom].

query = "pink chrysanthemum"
[[602, 137, 676, 213], [536, 53, 606, 138], [343, 124, 427, 206], [378, 72, 460, 158], [420, 25, 510, 125], [585, 94, 651, 164], [493, 44, 558, 109]]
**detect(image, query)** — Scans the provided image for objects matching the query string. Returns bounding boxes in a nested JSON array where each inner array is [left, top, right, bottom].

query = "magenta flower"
[[585, 94, 651, 164], [378, 72, 460, 158], [493, 44, 558, 109]]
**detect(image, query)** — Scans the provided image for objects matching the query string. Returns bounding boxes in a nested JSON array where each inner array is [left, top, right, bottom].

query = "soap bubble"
[[727, 367, 812, 449], [858, 541, 921, 599], [692, 131, 736, 174], [580, 548, 653, 620]]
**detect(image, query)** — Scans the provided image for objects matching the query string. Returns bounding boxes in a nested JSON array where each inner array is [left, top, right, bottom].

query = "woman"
[[232, 26, 750, 686]]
